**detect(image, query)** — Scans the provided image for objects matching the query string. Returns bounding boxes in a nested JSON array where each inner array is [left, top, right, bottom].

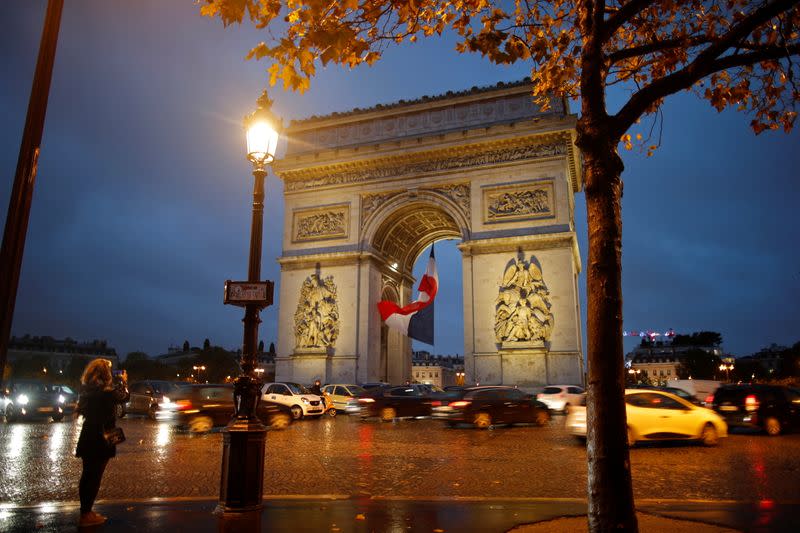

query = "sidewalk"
[[1, 496, 797, 532]]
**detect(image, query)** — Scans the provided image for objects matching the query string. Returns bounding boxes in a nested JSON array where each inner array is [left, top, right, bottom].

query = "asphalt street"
[[1, 413, 799, 504]]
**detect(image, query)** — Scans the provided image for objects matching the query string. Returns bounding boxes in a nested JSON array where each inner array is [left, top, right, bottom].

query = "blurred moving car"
[[628, 384, 703, 406], [357, 384, 447, 421], [160, 384, 294, 432], [261, 382, 324, 420], [3, 380, 67, 422], [361, 382, 390, 391], [536, 385, 585, 413], [432, 386, 550, 429], [51, 384, 78, 414], [667, 379, 721, 405], [710, 384, 800, 436], [566, 389, 727, 446], [125, 380, 181, 420], [321, 384, 366, 412]]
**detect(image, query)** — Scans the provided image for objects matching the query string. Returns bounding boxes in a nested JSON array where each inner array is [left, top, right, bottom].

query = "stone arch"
[[363, 190, 468, 274], [272, 80, 585, 389]]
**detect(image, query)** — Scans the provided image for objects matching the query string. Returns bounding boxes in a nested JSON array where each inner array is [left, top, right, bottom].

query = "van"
[[666, 379, 722, 405]]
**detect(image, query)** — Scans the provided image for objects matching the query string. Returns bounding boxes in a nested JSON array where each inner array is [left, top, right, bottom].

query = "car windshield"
[[59, 385, 75, 395], [347, 385, 366, 395], [286, 383, 311, 395], [542, 387, 562, 394], [14, 382, 50, 393]]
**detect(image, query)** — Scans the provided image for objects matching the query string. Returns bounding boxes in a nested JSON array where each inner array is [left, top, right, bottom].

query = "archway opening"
[[371, 201, 464, 384]]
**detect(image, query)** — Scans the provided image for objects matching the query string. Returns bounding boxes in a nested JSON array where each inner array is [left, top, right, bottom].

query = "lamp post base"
[[216, 417, 267, 514]]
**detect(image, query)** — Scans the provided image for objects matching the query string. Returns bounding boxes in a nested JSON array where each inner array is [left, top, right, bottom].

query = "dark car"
[[432, 386, 551, 429], [358, 384, 447, 421], [161, 384, 294, 433], [51, 384, 79, 414], [711, 384, 800, 436], [3, 380, 67, 422], [125, 380, 182, 420]]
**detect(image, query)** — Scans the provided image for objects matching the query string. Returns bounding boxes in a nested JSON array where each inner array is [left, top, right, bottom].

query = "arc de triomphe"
[[271, 80, 584, 388]]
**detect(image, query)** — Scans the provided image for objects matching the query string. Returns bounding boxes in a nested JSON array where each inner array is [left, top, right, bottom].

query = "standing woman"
[[75, 359, 129, 527]]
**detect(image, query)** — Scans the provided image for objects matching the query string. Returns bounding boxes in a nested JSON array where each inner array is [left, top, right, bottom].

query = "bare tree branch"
[[607, 36, 712, 65]]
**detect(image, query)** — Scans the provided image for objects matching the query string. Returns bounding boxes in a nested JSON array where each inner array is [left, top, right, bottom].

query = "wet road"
[[1, 414, 799, 504]]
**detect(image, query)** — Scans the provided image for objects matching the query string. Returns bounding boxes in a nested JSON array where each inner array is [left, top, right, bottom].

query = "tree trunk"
[[578, 124, 638, 531]]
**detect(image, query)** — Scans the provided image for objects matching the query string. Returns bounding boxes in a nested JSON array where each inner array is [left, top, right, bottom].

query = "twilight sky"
[[1, 1, 798, 361]]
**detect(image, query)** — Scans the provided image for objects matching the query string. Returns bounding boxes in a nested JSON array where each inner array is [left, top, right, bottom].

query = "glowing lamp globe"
[[246, 120, 279, 164]]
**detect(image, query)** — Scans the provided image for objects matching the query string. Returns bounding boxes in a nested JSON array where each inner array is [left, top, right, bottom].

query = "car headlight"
[[301, 397, 310, 404], [58, 395, 66, 404], [17, 394, 29, 405], [161, 396, 171, 404]]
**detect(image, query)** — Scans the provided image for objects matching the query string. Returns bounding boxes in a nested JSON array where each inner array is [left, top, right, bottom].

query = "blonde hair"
[[81, 358, 113, 390]]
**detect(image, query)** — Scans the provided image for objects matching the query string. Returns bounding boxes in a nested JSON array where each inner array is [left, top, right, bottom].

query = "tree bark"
[[578, 127, 637, 531], [577, 2, 638, 530]]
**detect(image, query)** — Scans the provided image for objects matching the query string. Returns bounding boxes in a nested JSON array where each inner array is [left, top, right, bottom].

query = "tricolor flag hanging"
[[377, 245, 438, 345]]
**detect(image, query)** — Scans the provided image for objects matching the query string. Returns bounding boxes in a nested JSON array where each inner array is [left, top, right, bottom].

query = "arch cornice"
[[273, 129, 581, 194]]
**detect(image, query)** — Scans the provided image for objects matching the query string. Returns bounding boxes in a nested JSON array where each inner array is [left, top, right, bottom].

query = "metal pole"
[[217, 165, 268, 515], [0, 0, 64, 389]]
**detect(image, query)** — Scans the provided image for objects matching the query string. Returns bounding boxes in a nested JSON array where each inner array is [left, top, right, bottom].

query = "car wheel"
[[473, 412, 492, 429], [563, 403, 571, 415], [764, 417, 781, 436], [533, 409, 550, 427], [52, 414, 64, 422], [147, 404, 158, 421], [188, 415, 214, 433], [380, 407, 396, 422], [701, 423, 719, 446], [327, 408, 337, 418], [115, 404, 126, 419], [627, 427, 636, 447], [290, 405, 304, 420], [269, 413, 291, 430]]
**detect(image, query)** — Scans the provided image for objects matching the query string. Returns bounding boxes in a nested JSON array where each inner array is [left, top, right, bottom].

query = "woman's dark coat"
[[75, 384, 129, 459]]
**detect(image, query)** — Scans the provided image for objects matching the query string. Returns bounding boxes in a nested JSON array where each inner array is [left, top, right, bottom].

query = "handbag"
[[103, 427, 126, 446]]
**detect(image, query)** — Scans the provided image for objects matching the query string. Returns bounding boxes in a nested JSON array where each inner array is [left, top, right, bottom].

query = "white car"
[[321, 384, 367, 412], [565, 388, 728, 446], [536, 385, 585, 413], [262, 382, 324, 420]]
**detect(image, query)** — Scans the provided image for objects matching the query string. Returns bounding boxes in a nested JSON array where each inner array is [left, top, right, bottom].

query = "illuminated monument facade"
[[271, 81, 584, 388]]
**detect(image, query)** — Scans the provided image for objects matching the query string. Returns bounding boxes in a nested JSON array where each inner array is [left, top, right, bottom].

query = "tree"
[[200, 1, 799, 529], [203, 338, 211, 351], [183, 340, 190, 352], [672, 331, 723, 347], [258, 340, 264, 353], [676, 348, 722, 379]]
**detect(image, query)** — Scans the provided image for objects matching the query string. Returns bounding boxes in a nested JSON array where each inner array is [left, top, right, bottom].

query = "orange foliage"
[[198, 1, 799, 142]]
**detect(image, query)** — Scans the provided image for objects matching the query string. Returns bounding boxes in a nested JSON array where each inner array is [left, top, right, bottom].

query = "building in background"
[[411, 351, 464, 387], [6, 335, 119, 378], [626, 338, 723, 386]]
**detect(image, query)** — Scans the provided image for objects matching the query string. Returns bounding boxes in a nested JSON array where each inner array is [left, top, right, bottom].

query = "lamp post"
[[719, 363, 734, 382], [217, 92, 280, 515], [193, 365, 207, 383], [627, 368, 641, 384]]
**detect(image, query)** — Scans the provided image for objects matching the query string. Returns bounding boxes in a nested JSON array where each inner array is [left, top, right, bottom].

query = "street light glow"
[[246, 121, 279, 164]]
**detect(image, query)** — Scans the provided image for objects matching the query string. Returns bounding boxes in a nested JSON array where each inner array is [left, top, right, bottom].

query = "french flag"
[[377, 246, 438, 345]]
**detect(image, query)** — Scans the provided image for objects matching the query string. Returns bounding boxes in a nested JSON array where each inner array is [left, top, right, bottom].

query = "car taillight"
[[450, 401, 471, 409], [430, 400, 442, 407], [175, 399, 193, 411], [745, 394, 759, 412], [705, 394, 714, 405], [358, 398, 375, 404]]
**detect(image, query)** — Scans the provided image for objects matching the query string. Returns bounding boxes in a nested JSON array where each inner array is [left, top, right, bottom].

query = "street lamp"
[[217, 91, 280, 516], [719, 363, 734, 382], [193, 365, 207, 383], [627, 368, 641, 384]]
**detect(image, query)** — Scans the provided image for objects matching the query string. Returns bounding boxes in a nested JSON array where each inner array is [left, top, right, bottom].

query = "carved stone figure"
[[495, 257, 553, 344], [295, 275, 340, 348]]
